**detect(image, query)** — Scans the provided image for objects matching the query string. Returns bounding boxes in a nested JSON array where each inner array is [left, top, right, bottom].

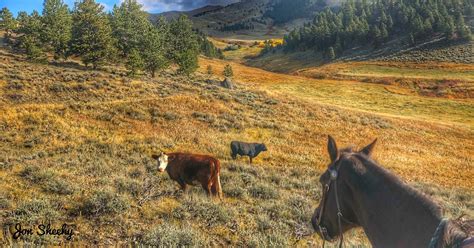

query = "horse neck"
[[347, 156, 442, 246]]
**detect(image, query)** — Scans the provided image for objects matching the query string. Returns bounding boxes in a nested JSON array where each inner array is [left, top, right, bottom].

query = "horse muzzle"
[[312, 216, 334, 242], [316, 225, 334, 241]]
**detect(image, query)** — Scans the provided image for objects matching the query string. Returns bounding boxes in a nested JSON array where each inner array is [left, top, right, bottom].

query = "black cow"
[[230, 141, 268, 164]]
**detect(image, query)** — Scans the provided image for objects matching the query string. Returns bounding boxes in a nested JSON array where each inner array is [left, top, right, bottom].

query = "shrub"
[[263, 201, 292, 221], [128, 168, 143, 178], [19, 165, 54, 184], [240, 172, 256, 184], [78, 189, 130, 217], [256, 215, 272, 232], [11, 199, 59, 223], [142, 223, 205, 247], [246, 231, 289, 248], [192, 112, 215, 123], [48, 82, 66, 93], [206, 65, 213, 75], [116, 105, 147, 120], [224, 185, 246, 198], [223, 64, 233, 78], [115, 177, 142, 197], [42, 177, 76, 195], [171, 197, 232, 226], [0, 195, 11, 209], [0, 160, 12, 170], [287, 195, 311, 222], [249, 183, 279, 199], [227, 162, 260, 176]]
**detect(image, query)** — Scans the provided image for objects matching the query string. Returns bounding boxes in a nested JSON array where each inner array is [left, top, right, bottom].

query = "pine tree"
[[223, 64, 233, 78], [207, 65, 213, 75], [70, 0, 115, 69], [369, 24, 381, 44], [380, 23, 389, 41], [407, 33, 415, 45], [0, 7, 17, 42], [110, 0, 151, 58], [198, 34, 223, 59], [168, 15, 199, 75], [423, 18, 433, 33], [141, 25, 169, 77], [16, 11, 46, 61], [125, 49, 144, 76], [42, 0, 72, 60], [156, 16, 171, 53], [387, 15, 393, 29], [444, 16, 456, 39], [328, 46, 336, 60], [411, 16, 424, 38], [455, 13, 471, 40]]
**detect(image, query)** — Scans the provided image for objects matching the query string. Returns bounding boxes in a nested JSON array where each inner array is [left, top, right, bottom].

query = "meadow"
[[201, 58, 474, 127], [0, 43, 473, 247]]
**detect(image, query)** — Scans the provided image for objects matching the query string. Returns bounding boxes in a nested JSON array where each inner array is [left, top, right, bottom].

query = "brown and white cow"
[[151, 152, 223, 199]]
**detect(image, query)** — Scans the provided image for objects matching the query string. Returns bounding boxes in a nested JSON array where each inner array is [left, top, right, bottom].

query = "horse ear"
[[152, 154, 159, 160], [327, 135, 339, 162], [360, 138, 377, 157]]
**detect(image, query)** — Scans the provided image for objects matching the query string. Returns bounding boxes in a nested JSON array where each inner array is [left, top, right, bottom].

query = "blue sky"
[[0, 0, 239, 15]]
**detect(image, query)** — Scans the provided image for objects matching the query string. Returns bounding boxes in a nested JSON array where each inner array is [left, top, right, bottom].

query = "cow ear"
[[152, 154, 159, 160], [327, 135, 339, 163], [360, 138, 377, 157]]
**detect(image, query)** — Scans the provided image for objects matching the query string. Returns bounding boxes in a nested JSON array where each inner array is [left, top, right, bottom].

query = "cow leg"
[[211, 179, 219, 197], [202, 181, 212, 197], [249, 156, 253, 164], [178, 180, 188, 194]]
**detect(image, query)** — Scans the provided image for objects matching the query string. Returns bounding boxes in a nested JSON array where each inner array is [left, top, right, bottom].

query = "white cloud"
[[119, 0, 240, 13]]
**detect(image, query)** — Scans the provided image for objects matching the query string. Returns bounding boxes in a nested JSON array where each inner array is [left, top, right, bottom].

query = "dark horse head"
[[311, 135, 377, 241], [311, 136, 473, 247]]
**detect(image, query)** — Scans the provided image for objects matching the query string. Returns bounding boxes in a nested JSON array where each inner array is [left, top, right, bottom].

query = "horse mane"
[[348, 151, 443, 219], [431, 219, 471, 248]]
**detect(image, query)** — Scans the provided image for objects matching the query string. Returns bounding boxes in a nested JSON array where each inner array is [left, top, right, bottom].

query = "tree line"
[[282, 0, 473, 58], [0, 0, 222, 76]]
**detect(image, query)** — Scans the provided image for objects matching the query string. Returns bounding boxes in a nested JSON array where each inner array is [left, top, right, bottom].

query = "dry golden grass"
[[298, 61, 474, 83], [209, 37, 265, 62], [201, 57, 474, 126], [0, 48, 472, 246]]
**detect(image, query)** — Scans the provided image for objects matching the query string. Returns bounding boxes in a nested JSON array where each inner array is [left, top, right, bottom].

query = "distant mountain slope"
[[150, 0, 332, 39], [247, 0, 473, 70], [154, 5, 224, 21]]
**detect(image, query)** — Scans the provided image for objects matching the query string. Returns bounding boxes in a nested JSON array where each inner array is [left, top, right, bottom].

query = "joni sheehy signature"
[[12, 223, 74, 240]]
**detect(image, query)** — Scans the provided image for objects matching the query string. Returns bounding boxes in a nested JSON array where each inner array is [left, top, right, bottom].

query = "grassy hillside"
[[245, 39, 473, 99], [203, 58, 474, 126], [0, 47, 473, 247], [249, 39, 474, 71], [296, 61, 474, 99]]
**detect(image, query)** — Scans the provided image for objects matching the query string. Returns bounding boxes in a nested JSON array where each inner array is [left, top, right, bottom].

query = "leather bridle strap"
[[333, 172, 344, 248], [316, 184, 330, 248], [316, 166, 346, 248]]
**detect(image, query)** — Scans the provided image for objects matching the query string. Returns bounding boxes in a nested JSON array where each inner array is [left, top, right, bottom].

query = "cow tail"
[[215, 160, 223, 199]]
